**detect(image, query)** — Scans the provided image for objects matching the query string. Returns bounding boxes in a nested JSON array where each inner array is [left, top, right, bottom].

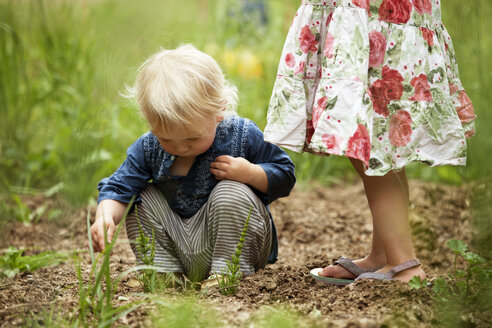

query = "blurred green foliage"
[[0, 246, 73, 279], [409, 239, 492, 327]]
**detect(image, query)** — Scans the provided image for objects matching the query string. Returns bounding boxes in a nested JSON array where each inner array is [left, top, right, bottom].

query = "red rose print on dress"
[[321, 133, 342, 153], [409, 74, 433, 101], [369, 31, 386, 68], [379, 0, 412, 24], [412, 0, 432, 15], [381, 66, 405, 100], [465, 130, 475, 138], [448, 82, 459, 95], [353, 0, 370, 14], [299, 25, 318, 53], [312, 97, 327, 129], [389, 110, 413, 147], [369, 80, 390, 117], [323, 31, 335, 59], [420, 27, 434, 46], [345, 124, 371, 165], [369, 66, 405, 117], [285, 53, 295, 68], [456, 91, 476, 123], [295, 61, 305, 75]]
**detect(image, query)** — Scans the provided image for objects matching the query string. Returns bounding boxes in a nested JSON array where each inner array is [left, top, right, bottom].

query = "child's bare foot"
[[319, 257, 385, 279]]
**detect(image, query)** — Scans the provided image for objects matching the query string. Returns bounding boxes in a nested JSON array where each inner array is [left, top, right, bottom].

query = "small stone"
[[265, 281, 277, 291], [126, 278, 140, 288]]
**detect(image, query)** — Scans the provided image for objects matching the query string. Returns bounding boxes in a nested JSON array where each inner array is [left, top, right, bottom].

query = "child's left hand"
[[210, 155, 268, 193]]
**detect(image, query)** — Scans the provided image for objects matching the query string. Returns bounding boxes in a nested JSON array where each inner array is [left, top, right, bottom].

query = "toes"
[[319, 265, 354, 279], [319, 266, 334, 277]]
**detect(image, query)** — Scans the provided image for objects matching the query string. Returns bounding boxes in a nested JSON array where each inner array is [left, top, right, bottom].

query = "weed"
[[216, 206, 251, 295], [408, 275, 428, 290], [409, 239, 492, 327], [0, 182, 64, 225], [135, 212, 201, 291], [134, 205, 159, 292], [436, 239, 490, 300], [133, 206, 184, 292], [0, 194, 32, 224], [0, 246, 73, 279], [74, 199, 145, 327]]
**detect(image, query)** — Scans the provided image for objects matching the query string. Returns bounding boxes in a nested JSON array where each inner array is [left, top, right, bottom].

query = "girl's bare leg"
[[321, 159, 425, 282], [354, 159, 424, 282], [320, 158, 387, 279]]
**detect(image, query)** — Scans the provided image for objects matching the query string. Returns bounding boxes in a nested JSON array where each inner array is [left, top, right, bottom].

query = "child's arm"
[[210, 119, 296, 202], [211, 155, 269, 193], [90, 199, 127, 252], [91, 133, 153, 252]]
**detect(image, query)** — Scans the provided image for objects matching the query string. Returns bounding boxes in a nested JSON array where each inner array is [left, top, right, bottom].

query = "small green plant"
[[134, 205, 158, 292], [433, 239, 491, 301], [0, 246, 73, 279], [408, 275, 428, 290], [0, 194, 32, 224], [217, 206, 251, 295], [133, 206, 182, 292], [409, 239, 492, 327], [75, 199, 145, 328]]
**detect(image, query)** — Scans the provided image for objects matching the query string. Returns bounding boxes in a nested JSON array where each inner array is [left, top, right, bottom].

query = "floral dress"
[[264, 0, 476, 176]]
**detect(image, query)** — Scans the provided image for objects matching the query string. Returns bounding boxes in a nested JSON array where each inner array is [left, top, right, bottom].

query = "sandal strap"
[[355, 271, 391, 281], [386, 259, 421, 278], [334, 257, 365, 276]]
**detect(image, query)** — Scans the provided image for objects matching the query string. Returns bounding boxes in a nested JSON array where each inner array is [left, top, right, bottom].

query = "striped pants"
[[125, 180, 272, 282]]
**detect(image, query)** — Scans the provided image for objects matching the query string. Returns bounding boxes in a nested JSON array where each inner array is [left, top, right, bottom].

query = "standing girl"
[[264, 0, 475, 283]]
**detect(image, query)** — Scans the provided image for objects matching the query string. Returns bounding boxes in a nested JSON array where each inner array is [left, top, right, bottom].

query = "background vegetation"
[[1, 0, 490, 197]]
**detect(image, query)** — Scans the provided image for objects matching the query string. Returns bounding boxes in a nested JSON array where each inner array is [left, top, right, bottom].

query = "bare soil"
[[0, 180, 474, 327]]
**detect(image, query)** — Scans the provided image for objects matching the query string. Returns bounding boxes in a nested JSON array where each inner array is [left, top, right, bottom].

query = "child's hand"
[[89, 199, 127, 253], [211, 155, 268, 193], [211, 155, 254, 182], [90, 216, 116, 253]]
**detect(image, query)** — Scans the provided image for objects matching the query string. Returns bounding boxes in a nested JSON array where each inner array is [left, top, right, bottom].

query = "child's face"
[[153, 116, 223, 158]]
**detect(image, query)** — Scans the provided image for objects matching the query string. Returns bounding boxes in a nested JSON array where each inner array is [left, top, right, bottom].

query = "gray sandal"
[[310, 257, 379, 286], [355, 259, 421, 281]]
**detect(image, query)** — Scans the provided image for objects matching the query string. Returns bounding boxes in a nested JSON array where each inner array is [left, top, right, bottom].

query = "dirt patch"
[[0, 180, 473, 327]]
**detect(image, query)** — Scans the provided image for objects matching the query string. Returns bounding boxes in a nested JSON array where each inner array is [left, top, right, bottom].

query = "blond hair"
[[126, 44, 238, 132]]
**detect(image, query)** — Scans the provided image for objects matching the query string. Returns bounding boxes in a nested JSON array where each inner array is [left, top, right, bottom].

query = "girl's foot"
[[319, 256, 385, 279]]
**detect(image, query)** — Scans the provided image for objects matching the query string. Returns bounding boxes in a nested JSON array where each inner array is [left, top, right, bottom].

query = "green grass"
[[76, 202, 148, 327], [149, 296, 223, 328], [0, 0, 115, 207]]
